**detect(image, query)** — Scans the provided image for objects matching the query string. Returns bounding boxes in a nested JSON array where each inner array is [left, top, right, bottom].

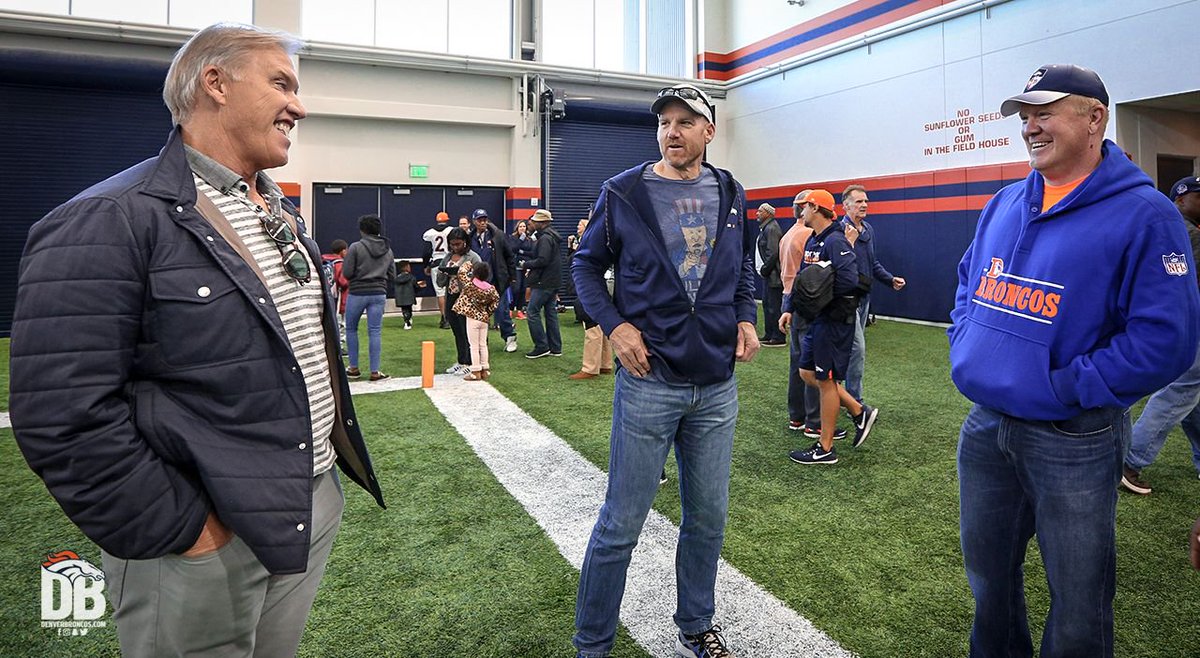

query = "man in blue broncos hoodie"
[[948, 64, 1200, 657], [572, 84, 758, 658]]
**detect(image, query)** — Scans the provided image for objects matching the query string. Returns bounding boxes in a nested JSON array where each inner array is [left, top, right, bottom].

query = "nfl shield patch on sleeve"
[[1162, 253, 1189, 276]]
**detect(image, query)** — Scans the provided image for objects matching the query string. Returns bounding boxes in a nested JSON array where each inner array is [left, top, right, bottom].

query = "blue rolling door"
[[0, 50, 172, 336], [544, 101, 661, 303], [312, 184, 381, 251], [381, 186, 445, 260]]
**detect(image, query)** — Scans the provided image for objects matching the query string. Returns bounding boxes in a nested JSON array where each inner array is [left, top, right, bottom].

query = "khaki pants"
[[466, 317, 490, 371], [581, 324, 612, 375]]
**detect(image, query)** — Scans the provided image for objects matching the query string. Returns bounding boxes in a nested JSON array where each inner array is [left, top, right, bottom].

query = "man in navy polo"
[[839, 184, 904, 402]]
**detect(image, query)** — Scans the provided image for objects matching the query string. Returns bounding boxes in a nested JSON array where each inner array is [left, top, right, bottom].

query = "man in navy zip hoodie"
[[572, 84, 758, 658], [948, 64, 1200, 658]]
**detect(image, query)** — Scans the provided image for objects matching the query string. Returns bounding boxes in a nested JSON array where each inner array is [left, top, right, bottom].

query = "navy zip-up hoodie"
[[791, 222, 859, 320], [572, 162, 755, 385], [948, 140, 1200, 420]]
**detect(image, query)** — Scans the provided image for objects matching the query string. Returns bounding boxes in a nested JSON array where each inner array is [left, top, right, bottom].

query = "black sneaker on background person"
[[676, 624, 736, 658], [802, 425, 847, 440], [851, 404, 878, 448], [1120, 464, 1152, 495], [789, 442, 838, 465], [659, 470, 669, 486], [762, 338, 786, 347], [526, 348, 551, 359]]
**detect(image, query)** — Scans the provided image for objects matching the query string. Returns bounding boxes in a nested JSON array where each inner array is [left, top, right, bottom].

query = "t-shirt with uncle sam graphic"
[[642, 167, 720, 303]]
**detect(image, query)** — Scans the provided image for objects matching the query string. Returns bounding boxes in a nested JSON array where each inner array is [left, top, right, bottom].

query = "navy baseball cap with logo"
[[1171, 176, 1200, 201], [1000, 64, 1109, 117], [471, 208, 489, 220]]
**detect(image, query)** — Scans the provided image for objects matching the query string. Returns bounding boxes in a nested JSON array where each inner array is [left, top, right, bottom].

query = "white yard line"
[[425, 377, 856, 658], [0, 377, 422, 430], [0, 373, 854, 656]]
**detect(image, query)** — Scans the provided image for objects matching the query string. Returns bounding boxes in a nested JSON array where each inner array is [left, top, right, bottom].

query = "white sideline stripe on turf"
[[347, 374, 424, 394], [0, 374, 450, 430], [0, 375, 852, 655], [425, 377, 856, 658]]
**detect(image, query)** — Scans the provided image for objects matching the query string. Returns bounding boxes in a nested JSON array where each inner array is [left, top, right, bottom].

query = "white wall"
[[703, 0, 857, 55], [1118, 106, 1200, 185], [276, 59, 530, 193], [722, 0, 1200, 188]]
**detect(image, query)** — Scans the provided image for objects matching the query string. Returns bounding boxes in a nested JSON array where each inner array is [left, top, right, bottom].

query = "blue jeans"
[[494, 282, 515, 340], [957, 404, 1129, 658], [787, 316, 820, 426], [574, 370, 737, 657], [1126, 344, 1200, 473], [345, 293, 386, 372], [845, 296, 869, 401], [527, 287, 561, 354]]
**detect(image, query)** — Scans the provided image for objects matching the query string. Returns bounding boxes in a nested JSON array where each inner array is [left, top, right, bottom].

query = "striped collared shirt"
[[185, 147, 336, 476]]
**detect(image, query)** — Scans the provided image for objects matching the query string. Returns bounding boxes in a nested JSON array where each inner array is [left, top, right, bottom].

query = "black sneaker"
[[659, 470, 669, 486], [851, 404, 878, 448], [1120, 464, 1152, 495], [802, 425, 848, 440], [549, 351, 563, 357], [526, 349, 551, 359], [789, 442, 838, 465], [677, 625, 735, 658]]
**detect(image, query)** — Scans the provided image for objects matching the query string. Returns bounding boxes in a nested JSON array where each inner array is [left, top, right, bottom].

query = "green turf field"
[[2, 313, 1198, 656]]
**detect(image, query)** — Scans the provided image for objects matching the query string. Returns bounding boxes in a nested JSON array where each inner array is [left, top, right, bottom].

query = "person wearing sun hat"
[[520, 208, 563, 358], [949, 64, 1200, 657]]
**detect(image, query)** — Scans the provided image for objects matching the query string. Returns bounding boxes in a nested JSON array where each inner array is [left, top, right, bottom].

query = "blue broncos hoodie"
[[948, 140, 1200, 420]]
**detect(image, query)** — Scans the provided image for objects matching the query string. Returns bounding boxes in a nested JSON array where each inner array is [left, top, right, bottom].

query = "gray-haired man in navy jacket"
[[10, 23, 383, 656]]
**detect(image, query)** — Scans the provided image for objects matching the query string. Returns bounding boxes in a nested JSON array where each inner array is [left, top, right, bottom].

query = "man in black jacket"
[[520, 208, 563, 358], [756, 202, 786, 345], [469, 208, 520, 353], [9, 23, 384, 656]]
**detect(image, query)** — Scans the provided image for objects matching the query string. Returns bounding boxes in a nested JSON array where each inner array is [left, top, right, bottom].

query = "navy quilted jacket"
[[9, 128, 384, 575]]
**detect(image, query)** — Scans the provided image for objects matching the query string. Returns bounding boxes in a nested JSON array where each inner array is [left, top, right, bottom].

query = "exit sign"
[[409, 164, 429, 178]]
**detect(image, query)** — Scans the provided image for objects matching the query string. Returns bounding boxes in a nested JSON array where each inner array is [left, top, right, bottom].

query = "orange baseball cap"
[[436, 211, 450, 222], [804, 189, 836, 213]]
